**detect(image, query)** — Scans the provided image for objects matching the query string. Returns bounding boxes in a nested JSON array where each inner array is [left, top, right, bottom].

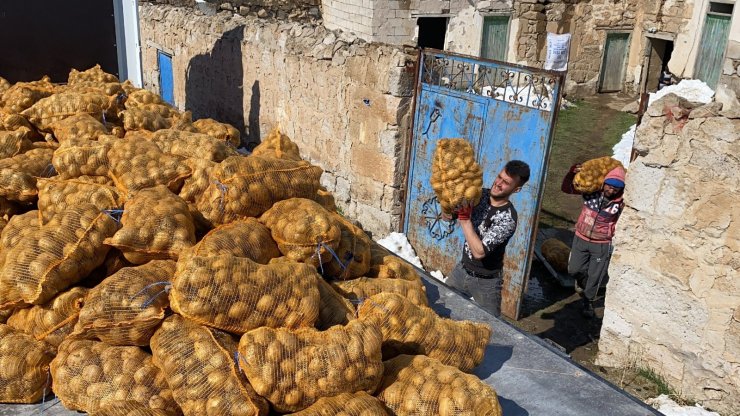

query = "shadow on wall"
[[185, 25, 251, 143]]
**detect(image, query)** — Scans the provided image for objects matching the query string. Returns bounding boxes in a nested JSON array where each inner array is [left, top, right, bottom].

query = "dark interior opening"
[[645, 37, 675, 92], [417, 17, 448, 50]]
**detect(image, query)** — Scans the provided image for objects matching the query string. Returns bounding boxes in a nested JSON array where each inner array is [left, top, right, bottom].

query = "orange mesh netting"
[[314, 276, 355, 330], [237, 319, 384, 412], [147, 129, 237, 162], [259, 198, 341, 267], [251, 127, 301, 161], [0, 197, 19, 217], [90, 400, 172, 416], [185, 217, 279, 264], [0, 210, 40, 270], [170, 254, 320, 334], [322, 212, 371, 280], [332, 277, 428, 308], [541, 238, 570, 274], [573, 156, 624, 193], [104, 185, 195, 264], [0, 77, 10, 96], [195, 155, 323, 226], [0, 324, 55, 403], [290, 392, 390, 415], [50, 338, 179, 414], [61, 81, 125, 99], [36, 178, 124, 225], [0, 130, 32, 159], [0, 76, 56, 114], [0, 204, 118, 307], [178, 158, 215, 203], [312, 186, 337, 212], [73, 260, 176, 346], [151, 314, 269, 416], [107, 138, 191, 196], [358, 293, 491, 372], [123, 89, 166, 108], [0, 110, 38, 141], [431, 138, 484, 215], [6, 286, 88, 348], [49, 113, 108, 143], [68, 65, 120, 85], [76, 175, 115, 186], [376, 354, 502, 416], [21, 91, 111, 132], [0, 147, 55, 202], [118, 108, 173, 132], [192, 118, 240, 147], [366, 242, 420, 281], [52, 138, 112, 179]]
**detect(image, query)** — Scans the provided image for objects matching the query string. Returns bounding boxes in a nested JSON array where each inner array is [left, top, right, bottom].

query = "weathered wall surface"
[[138, 4, 415, 236], [720, 15, 740, 96], [597, 94, 740, 415]]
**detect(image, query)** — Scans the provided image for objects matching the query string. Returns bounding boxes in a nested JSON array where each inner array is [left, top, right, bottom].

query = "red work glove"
[[456, 204, 473, 221]]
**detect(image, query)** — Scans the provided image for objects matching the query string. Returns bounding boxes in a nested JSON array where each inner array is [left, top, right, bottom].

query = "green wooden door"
[[694, 13, 731, 89], [599, 33, 630, 92], [481, 16, 509, 61]]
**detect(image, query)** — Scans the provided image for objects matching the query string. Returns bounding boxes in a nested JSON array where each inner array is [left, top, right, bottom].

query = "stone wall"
[[597, 93, 740, 415], [138, 4, 416, 236], [323, 0, 415, 45]]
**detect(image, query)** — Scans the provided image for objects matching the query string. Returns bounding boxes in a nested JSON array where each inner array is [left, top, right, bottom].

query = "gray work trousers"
[[446, 263, 503, 317], [568, 236, 612, 301]]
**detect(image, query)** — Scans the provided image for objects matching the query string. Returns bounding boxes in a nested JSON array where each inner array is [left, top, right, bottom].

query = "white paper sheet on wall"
[[544, 33, 571, 72]]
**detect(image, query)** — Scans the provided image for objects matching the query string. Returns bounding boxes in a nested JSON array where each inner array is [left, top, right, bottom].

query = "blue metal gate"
[[403, 49, 563, 319]]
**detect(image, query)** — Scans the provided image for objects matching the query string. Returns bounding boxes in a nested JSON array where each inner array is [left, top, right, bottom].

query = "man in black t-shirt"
[[445, 160, 530, 317]]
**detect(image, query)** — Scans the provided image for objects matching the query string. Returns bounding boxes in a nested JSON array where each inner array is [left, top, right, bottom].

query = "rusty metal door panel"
[[403, 49, 563, 319]]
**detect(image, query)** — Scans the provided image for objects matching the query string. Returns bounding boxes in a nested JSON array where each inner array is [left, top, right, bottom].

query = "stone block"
[[624, 160, 663, 214], [688, 102, 723, 119], [335, 176, 351, 203], [353, 201, 393, 237]]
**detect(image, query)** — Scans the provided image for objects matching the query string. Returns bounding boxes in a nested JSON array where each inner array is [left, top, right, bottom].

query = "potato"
[[0, 76, 56, 114], [183, 217, 279, 264], [150, 315, 268, 416], [6, 287, 88, 348], [37, 178, 124, 225], [251, 127, 301, 160], [0, 324, 55, 403], [238, 320, 383, 412], [68, 65, 119, 85], [376, 355, 501, 416], [0, 130, 32, 159], [332, 277, 428, 307], [107, 138, 191, 195], [146, 129, 237, 162], [73, 261, 175, 346], [21, 91, 111, 132], [573, 156, 624, 193], [104, 185, 195, 264], [171, 254, 320, 334], [50, 338, 179, 414], [357, 293, 491, 372], [90, 400, 172, 416], [191, 118, 240, 147], [314, 276, 355, 330], [0, 147, 55, 202], [366, 242, 421, 281], [431, 138, 484, 215]]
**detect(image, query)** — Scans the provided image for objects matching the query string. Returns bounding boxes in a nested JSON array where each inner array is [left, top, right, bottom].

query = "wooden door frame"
[[598, 31, 632, 93]]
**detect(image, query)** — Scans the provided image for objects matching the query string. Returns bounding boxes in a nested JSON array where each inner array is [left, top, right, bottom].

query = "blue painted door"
[[403, 50, 563, 319], [158, 51, 174, 106]]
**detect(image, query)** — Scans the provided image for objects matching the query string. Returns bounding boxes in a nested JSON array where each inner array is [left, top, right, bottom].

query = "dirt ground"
[[507, 94, 668, 404]]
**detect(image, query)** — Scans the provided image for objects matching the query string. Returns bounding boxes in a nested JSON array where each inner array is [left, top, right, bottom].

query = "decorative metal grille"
[[420, 53, 559, 112], [421, 196, 456, 241]]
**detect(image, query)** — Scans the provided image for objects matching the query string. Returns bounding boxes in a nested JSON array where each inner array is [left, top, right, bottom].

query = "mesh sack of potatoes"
[[49, 113, 108, 143], [73, 261, 174, 346], [315, 276, 355, 330], [151, 314, 269, 416], [124, 88, 166, 108], [90, 400, 172, 416], [107, 138, 191, 195], [21, 91, 111, 132], [237, 319, 384, 412], [376, 354, 502, 416], [0, 204, 118, 307], [179, 158, 215, 203], [76, 174, 115, 186], [312, 186, 337, 212], [322, 212, 371, 280], [431, 138, 484, 215], [573, 156, 624, 193], [358, 293, 491, 372], [185, 217, 279, 263], [52, 139, 112, 179], [147, 129, 237, 162], [119, 108, 173, 132], [6, 287, 88, 348], [62, 81, 125, 99], [196, 155, 323, 225], [0, 324, 56, 403], [171, 254, 320, 334], [192, 118, 241, 147], [0, 110, 38, 139], [0, 211, 40, 269], [291, 392, 390, 416], [0, 147, 55, 202], [0, 76, 56, 114], [251, 127, 301, 161], [0, 308, 13, 324], [366, 242, 420, 281], [0, 197, 19, 217], [68, 64, 120, 85], [50, 338, 179, 414], [332, 277, 428, 308], [37, 178, 124, 225], [0, 129, 32, 159], [541, 238, 570, 273], [259, 198, 341, 267], [0, 77, 9, 96], [104, 185, 195, 264]]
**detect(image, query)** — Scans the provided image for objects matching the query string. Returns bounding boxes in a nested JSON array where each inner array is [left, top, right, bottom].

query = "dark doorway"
[[645, 37, 674, 92], [0, 0, 118, 83], [417, 17, 448, 50]]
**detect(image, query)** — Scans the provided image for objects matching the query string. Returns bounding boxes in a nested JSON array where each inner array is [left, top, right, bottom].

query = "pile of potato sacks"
[[0, 66, 501, 415]]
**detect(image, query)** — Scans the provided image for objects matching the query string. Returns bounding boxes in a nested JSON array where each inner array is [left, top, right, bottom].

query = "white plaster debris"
[[646, 395, 721, 416], [377, 232, 424, 270], [480, 85, 553, 109], [613, 124, 636, 168], [429, 270, 447, 282], [649, 79, 715, 106]]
